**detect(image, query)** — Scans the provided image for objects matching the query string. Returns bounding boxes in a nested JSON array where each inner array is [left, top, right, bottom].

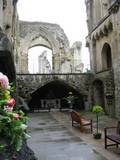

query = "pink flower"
[[7, 98, 16, 107], [0, 72, 10, 90], [12, 113, 21, 120]]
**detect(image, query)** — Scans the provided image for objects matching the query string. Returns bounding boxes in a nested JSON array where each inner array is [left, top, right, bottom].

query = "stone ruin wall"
[[16, 73, 93, 109], [18, 21, 70, 73], [18, 21, 84, 74]]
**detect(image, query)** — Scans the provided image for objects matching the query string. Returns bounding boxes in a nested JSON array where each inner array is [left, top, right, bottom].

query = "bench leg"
[[105, 137, 107, 149], [116, 143, 119, 148], [72, 120, 73, 126], [80, 126, 84, 132], [90, 123, 93, 133]]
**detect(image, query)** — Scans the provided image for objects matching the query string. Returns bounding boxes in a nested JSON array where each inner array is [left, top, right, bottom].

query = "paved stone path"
[[27, 112, 109, 160]]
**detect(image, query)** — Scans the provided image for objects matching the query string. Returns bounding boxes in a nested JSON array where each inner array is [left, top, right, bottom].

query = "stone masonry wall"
[[16, 74, 93, 109]]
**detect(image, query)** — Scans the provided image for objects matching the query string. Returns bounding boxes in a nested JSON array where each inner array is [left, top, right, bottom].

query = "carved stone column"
[[20, 54, 28, 73]]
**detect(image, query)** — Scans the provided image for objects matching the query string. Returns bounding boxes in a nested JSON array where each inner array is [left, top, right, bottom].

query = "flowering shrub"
[[0, 72, 28, 152]]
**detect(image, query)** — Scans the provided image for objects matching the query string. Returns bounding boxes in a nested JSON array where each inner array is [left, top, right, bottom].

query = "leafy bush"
[[92, 105, 103, 135], [92, 105, 103, 114]]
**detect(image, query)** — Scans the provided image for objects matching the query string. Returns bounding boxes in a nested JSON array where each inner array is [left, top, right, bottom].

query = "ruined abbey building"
[[0, 0, 120, 119], [18, 21, 84, 74], [17, 20, 91, 112], [85, 0, 120, 118]]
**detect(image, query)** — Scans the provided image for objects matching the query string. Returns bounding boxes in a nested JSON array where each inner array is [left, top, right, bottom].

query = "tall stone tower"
[[85, 0, 114, 33]]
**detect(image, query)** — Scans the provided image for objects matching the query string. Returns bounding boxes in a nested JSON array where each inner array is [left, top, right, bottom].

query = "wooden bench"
[[70, 110, 93, 133], [104, 121, 120, 149]]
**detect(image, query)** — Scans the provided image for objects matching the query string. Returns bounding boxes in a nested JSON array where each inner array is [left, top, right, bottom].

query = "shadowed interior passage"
[[28, 80, 85, 111]]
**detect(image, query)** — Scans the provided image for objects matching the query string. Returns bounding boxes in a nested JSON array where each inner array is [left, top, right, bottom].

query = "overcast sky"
[[17, 0, 90, 72]]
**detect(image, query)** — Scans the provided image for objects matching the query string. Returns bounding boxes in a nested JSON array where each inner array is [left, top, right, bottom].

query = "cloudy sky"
[[17, 0, 89, 72]]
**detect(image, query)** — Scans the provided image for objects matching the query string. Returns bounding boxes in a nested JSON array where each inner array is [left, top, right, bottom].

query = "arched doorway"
[[93, 79, 105, 111], [101, 43, 112, 70], [28, 46, 52, 73], [28, 80, 84, 112]]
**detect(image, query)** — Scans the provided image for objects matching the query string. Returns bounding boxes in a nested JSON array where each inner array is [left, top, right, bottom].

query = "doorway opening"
[[93, 79, 105, 111], [28, 46, 52, 73], [28, 80, 84, 112]]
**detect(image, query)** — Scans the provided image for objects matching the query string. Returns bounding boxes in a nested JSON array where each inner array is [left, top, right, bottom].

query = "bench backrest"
[[71, 111, 82, 125]]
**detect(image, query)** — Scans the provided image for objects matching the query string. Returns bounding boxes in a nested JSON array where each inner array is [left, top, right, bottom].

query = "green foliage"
[[0, 144, 6, 153], [0, 108, 28, 151], [92, 105, 103, 134], [92, 105, 103, 114], [0, 72, 29, 152], [0, 89, 10, 103]]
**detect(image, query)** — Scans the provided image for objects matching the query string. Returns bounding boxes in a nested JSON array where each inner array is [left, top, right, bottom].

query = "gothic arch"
[[18, 21, 70, 73], [101, 43, 112, 70], [29, 38, 51, 50]]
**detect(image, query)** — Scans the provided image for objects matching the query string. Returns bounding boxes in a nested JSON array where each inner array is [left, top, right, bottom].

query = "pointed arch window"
[[28, 46, 52, 74], [101, 43, 112, 70]]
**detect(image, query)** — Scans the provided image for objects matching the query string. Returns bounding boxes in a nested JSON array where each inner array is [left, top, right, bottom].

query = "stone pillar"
[[41, 100, 44, 109], [114, 61, 120, 119], [112, 10, 120, 119], [3, 0, 13, 36], [20, 54, 28, 73], [0, 1, 3, 29], [56, 99, 61, 109], [89, 40, 96, 73], [54, 55, 61, 73], [85, 0, 94, 32]]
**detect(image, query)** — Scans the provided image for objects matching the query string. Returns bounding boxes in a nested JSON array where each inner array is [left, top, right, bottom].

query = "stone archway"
[[28, 79, 85, 111], [93, 79, 105, 110], [28, 46, 52, 73], [0, 30, 15, 82], [18, 21, 70, 73]]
